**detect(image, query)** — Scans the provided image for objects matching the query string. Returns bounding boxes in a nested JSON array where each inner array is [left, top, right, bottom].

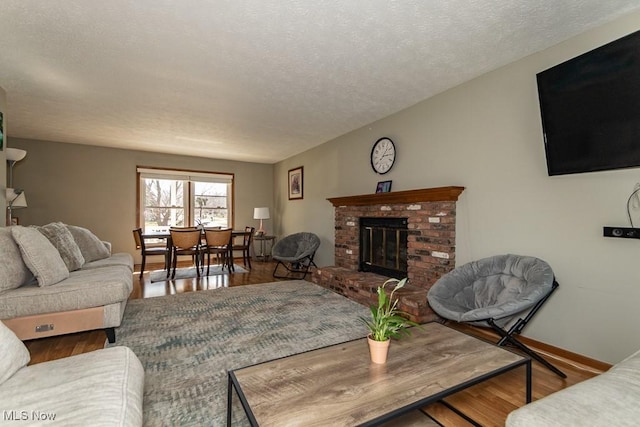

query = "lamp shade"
[[6, 148, 27, 162], [253, 207, 270, 220], [6, 188, 27, 208]]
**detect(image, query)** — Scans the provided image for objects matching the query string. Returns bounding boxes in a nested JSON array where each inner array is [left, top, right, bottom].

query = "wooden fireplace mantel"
[[327, 186, 465, 207]]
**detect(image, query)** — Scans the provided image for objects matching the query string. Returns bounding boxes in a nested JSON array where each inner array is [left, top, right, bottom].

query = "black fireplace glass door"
[[360, 217, 408, 278]]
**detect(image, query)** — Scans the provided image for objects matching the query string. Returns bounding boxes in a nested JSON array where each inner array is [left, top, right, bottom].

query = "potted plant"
[[360, 277, 419, 364]]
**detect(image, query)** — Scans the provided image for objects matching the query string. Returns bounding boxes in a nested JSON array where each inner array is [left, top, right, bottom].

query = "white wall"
[[275, 10, 640, 364]]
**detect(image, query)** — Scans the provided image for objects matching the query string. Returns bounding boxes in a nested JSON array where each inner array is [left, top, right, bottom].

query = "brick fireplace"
[[312, 186, 464, 322]]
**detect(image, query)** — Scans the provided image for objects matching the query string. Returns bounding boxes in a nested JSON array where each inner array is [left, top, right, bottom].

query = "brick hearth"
[[312, 186, 464, 322]]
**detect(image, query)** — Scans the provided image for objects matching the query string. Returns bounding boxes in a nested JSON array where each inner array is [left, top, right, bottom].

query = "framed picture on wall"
[[376, 180, 392, 193], [288, 166, 303, 200]]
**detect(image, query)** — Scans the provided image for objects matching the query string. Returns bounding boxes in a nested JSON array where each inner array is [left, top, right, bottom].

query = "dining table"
[[141, 229, 252, 275]]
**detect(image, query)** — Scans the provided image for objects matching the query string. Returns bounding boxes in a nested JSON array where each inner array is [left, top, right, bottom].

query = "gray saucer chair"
[[427, 254, 566, 378], [272, 232, 321, 279]]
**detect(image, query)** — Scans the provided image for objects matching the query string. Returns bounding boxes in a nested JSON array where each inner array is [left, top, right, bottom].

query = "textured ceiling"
[[1, 1, 639, 163]]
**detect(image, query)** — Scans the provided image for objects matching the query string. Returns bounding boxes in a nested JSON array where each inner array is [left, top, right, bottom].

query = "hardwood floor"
[[422, 350, 599, 426], [24, 260, 602, 426]]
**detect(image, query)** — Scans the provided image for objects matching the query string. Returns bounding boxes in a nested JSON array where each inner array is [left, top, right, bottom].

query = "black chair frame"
[[272, 254, 318, 280], [480, 280, 566, 378]]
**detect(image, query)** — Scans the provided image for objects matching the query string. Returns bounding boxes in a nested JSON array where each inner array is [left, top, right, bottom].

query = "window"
[[137, 167, 234, 234]]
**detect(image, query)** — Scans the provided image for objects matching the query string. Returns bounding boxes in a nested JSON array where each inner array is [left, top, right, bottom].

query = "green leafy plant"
[[360, 277, 419, 342]]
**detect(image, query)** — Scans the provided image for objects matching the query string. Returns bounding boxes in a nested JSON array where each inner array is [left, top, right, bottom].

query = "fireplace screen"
[[360, 217, 408, 279]]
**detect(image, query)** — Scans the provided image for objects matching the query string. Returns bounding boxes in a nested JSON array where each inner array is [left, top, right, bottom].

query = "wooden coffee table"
[[227, 322, 531, 426]]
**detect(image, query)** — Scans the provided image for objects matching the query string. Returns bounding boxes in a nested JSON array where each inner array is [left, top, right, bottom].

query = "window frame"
[[136, 166, 235, 233]]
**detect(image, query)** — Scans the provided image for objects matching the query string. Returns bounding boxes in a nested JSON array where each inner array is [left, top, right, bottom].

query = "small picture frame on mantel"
[[376, 180, 392, 193]]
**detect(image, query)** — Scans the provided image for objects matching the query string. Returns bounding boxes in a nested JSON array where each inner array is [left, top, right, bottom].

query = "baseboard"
[[449, 322, 611, 373]]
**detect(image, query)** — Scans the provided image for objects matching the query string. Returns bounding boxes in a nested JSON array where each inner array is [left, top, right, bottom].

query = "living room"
[[2, 3, 640, 425]]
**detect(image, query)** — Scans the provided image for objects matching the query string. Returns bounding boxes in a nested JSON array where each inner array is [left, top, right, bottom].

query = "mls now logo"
[[3, 410, 57, 421]]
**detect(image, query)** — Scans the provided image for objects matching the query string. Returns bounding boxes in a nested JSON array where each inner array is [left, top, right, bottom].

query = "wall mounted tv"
[[537, 29, 640, 176]]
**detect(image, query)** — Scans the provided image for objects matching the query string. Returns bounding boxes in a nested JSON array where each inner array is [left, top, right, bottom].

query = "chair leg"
[[485, 281, 566, 378], [167, 249, 173, 278], [272, 257, 317, 279], [272, 260, 285, 278], [195, 251, 201, 277], [229, 249, 235, 272], [487, 318, 567, 378], [171, 252, 178, 279], [139, 255, 146, 280], [273, 261, 295, 279]]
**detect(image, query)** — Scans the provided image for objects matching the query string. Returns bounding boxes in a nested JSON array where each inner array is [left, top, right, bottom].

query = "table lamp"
[[253, 207, 270, 235]]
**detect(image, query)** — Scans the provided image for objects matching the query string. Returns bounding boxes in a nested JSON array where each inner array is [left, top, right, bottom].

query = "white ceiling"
[[1, 1, 639, 164]]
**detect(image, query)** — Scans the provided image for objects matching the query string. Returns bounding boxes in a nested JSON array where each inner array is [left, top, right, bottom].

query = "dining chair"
[[132, 228, 170, 280], [234, 226, 255, 269], [202, 228, 233, 275], [168, 228, 203, 279], [167, 226, 201, 274]]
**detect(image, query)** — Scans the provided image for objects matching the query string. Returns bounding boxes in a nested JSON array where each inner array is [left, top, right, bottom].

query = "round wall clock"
[[370, 137, 396, 174]]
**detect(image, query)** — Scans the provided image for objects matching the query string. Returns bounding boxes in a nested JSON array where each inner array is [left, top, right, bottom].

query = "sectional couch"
[[0, 319, 144, 425], [507, 348, 640, 425], [0, 223, 133, 342]]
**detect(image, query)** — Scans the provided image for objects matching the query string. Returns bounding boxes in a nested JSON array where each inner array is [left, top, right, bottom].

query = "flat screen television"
[[537, 29, 640, 176]]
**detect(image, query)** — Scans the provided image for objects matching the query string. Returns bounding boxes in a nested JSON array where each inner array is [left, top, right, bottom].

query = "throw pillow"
[[37, 222, 85, 271], [65, 225, 111, 263], [11, 226, 70, 287], [0, 227, 34, 292], [0, 321, 30, 385]]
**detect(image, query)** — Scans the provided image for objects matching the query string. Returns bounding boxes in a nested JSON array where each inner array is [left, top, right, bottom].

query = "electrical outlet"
[[603, 226, 640, 239]]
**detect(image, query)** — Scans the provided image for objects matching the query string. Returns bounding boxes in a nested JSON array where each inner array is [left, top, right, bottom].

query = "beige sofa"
[[0, 320, 144, 425], [506, 348, 640, 426], [0, 223, 133, 343]]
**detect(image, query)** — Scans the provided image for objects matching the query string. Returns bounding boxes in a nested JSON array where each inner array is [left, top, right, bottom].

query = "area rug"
[[108, 280, 370, 426], [149, 265, 248, 282]]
